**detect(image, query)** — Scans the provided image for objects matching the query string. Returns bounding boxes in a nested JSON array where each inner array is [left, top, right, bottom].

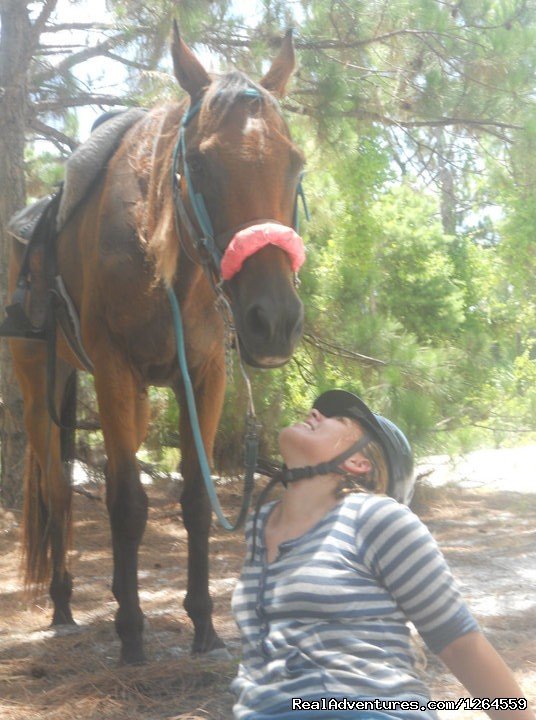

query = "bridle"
[[170, 87, 308, 289]]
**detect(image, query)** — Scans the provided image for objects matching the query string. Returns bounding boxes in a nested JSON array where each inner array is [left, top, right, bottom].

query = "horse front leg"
[[94, 354, 149, 664], [176, 357, 226, 654]]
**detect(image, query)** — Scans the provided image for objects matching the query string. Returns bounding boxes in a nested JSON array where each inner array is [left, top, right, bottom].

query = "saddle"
[[0, 108, 146, 367], [1, 193, 60, 341]]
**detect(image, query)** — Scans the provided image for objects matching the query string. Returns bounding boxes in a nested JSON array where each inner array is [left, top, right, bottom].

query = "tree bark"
[[0, 1, 33, 509], [435, 128, 457, 236]]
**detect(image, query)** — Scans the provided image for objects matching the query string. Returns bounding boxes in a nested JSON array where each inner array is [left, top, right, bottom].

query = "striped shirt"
[[231, 493, 478, 719]]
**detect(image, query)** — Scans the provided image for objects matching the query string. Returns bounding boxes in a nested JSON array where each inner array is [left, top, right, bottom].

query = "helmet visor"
[[313, 390, 414, 504], [313, 389, 393, 479]]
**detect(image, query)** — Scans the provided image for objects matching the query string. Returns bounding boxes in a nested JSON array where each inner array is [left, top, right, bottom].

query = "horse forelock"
[[196, 71, 303, 174], [199, 71, 280, 133]]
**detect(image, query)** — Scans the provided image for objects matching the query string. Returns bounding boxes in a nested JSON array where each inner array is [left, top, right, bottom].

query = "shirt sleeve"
[[357, 495, 479, 654]]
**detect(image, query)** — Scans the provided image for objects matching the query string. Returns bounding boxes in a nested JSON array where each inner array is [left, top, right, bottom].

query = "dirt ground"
[[0, 473, 534, 720]]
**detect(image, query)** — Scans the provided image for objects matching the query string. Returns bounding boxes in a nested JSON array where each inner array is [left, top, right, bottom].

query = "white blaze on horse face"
[[242, 117, 267, 156]]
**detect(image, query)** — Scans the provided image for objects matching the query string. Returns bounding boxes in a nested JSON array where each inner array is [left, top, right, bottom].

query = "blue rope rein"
[[166, 286, 257, 531]]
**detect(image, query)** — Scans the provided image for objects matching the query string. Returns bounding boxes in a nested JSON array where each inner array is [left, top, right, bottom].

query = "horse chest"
[[118, 297, 224, 381]]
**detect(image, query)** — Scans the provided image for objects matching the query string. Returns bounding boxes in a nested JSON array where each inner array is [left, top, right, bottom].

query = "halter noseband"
[[171, 88, 308, 283]]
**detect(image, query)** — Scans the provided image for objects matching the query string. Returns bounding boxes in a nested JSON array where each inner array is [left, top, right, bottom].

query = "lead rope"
[[213, 282, 237, 381], [166, 285, 258, 531], [169, 114, 257, 530]]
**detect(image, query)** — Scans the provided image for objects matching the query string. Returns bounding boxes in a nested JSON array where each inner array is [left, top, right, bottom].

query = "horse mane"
[[131, 104, 184, 287]]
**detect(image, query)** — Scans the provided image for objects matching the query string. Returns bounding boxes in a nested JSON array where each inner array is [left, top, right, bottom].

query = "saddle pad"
[[7, 195, 55, 245], [56, 107, 146, 229]]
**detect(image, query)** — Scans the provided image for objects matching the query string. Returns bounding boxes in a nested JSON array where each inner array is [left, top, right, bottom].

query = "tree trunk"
[[435, 128, 457, 236], [0, 1, 33, 509]]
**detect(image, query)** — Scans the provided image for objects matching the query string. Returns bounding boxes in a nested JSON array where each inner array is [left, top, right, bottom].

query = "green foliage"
[[19, 0, 536, 471], [371, 185, 466, 342], [25, 147, 64, 200]]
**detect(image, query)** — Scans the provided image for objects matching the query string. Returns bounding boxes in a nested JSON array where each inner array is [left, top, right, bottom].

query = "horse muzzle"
[[237, 285, 304, 368], [222, 224, 305, 367]]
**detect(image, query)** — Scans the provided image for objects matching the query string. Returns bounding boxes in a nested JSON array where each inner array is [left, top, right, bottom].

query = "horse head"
[[171, 25, 305, 368]]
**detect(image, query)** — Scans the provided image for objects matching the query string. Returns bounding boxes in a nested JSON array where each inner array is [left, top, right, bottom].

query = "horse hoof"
[[50, 613, 77, 627], [191, 634, 227, 656], [120, 647, 147, 665], [51, 623, 80, 637], [204, 646, 233, 660]]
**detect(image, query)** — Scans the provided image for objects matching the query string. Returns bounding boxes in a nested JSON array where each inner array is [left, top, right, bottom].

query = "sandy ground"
[[0, 449, 535, 720]]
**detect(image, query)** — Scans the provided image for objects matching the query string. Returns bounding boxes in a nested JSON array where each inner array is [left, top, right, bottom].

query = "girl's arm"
[[439, 631, 534, 720]]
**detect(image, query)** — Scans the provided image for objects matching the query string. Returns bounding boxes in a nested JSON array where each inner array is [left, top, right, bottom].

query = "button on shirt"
[[231, 493, 478, 719]]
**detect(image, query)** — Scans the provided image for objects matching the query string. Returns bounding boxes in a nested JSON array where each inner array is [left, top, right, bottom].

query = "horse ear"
[[260, 29, 296, 97], [171, 20, 210, 100]]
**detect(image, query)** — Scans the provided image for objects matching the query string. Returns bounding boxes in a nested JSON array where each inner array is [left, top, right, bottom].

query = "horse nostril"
[[245, 303, 273, 342], [289, 311, 304, 342]]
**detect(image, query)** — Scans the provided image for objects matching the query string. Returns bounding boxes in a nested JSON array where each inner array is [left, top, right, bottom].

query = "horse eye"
[[186, 152, 205, 176]]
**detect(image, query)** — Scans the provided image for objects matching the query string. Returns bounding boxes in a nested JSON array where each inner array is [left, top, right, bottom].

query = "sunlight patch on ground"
[[417, 445, 536, 494]]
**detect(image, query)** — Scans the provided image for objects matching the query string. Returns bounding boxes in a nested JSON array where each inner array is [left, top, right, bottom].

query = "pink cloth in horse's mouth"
[[220, 222, 305, 281]]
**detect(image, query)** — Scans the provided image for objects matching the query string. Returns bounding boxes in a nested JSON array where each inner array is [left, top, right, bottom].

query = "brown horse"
[[7, 26, 305, 664]]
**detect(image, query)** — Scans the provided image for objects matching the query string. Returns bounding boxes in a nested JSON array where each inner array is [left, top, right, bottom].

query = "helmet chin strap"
[[250, 433, 371, 561], [280, 433, 371, 486]]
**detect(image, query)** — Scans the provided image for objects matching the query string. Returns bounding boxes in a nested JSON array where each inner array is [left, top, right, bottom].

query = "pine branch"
[[33, 93, 134, 112], [303, 332, 387, 366], [73, 486, 102, 502], [346, 109, 521, 135], [103, 51, 154, 72], [33, 31, 132, 84], [39, 44, 90, 53], [435, 0, 528, 32], [43, 22, 116, 33], [203, 28, 489, 52], [361, 108, 520, 132], [76, 419, 101, 431], [31, 0, 58, 45], [29, 118, 78, 151]]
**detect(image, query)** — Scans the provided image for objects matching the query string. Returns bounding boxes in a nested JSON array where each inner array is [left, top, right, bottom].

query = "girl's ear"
[[342, 456, 372, 476]]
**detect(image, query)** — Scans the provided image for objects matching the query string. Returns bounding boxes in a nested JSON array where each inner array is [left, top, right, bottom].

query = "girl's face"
[[278, 408, 364, 468]]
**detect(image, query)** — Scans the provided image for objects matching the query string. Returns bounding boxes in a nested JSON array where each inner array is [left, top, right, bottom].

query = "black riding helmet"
[[313, 390, 415, 505], [251, 390, 415, 559]]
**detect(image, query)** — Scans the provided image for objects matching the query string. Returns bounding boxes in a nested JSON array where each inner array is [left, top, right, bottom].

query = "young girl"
[[231, 390, 534, 720]]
